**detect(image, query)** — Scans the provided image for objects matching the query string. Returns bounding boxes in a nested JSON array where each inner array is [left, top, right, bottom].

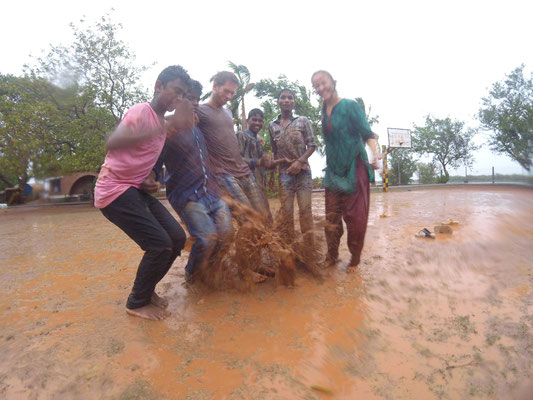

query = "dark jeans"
[[100, 187, 186, 309], [324, 157, 370, 266]]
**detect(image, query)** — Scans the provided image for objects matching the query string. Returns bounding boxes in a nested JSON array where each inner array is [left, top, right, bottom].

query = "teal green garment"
[[322, 99, 374, 194]]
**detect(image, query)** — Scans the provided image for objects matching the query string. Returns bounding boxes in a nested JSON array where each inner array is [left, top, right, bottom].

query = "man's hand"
[[141, 172, 160, 194], [166, 99, 195, 138], [286, 159, 304, 175], [261, 153, 272, 168]]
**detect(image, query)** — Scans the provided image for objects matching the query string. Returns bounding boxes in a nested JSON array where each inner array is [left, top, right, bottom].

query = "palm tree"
[[227, 61, 255, 131]]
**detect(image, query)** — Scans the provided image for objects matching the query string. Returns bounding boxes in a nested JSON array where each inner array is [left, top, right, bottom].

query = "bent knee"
[[195, 233, 218, 251]]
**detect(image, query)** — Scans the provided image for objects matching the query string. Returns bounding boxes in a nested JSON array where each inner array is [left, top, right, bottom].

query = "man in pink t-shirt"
[[95, 65, 193, 321]]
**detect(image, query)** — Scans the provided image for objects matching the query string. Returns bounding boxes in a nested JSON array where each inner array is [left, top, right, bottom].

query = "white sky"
[[2, 0, 532, 177]]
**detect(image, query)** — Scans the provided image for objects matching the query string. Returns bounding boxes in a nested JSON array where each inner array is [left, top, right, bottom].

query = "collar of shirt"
[[273, 114, 298, 125], [245, 129, 257, 138]]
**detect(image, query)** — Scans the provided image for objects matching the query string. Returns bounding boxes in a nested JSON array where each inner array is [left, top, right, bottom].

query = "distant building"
[[44, 172, 98, 199]]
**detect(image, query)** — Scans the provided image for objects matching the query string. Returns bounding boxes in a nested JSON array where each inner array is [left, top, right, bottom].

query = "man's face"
[[213, 81, 238, 107], [278, 91, 295, 113], [187, 91, 201, 113], [248, 114, 264, 134], [156, 78, 189, 112]]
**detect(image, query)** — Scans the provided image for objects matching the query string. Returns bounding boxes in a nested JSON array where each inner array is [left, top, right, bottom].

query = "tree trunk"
[[241, 98, 248, 131], [0, 175, 14, 188]]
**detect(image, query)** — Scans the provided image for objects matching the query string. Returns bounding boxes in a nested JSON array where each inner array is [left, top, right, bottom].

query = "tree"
[[227, 62, 255, 131], [388, 149, 417, 185], [0, 75, 60, 187], [412, 116, 478, 183], [254, 75, 323, 152], [417, 162, 439, 184], [0, 13, 151, 188], [354, 97, 380, 128], [478, 65, 533, 171], [27, 12, 150, 125]]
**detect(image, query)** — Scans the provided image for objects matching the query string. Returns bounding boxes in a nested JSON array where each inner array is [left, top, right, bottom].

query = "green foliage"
[[27, 12, 150, 124], [478, 65, 533, 171], [412, 115, 479, 181], [417, 162, 439, 184], [254, 75, 323, 153], [354, 97, 380, 127], [0, 75, 36, 187], [0, 74, 115, 186], [0, 12, 150, 187], [448, 174, 533, 185], [388, 149, 417, 185], [227, 61, 254, 130], [312, 177, 323, 189]]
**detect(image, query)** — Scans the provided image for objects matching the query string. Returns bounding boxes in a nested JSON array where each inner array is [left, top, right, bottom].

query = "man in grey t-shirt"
[[197, 71, 267, 220]]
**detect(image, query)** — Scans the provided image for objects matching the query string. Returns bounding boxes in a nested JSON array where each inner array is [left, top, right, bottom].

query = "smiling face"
[[212, 81, 238, 108], [247, 114, 264, 134], [312, 72, 336, 102], [277, 90, 296, 113]]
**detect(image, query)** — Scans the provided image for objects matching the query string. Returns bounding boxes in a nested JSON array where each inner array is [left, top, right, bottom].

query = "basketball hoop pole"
[[381, 145, 395, 192]]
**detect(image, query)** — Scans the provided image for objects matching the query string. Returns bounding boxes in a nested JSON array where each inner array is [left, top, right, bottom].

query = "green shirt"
[[322, 99, 374, 193]]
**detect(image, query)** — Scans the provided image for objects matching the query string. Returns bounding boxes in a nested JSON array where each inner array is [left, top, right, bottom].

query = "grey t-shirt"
[[197, 104, 250, 178]]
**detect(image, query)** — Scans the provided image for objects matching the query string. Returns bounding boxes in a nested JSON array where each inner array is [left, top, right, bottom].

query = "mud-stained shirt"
[[236, 129, 266, 189], [268, 115, 317, 173]]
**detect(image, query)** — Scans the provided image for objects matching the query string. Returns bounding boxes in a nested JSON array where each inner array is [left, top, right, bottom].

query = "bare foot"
[[126, 304, 171, 321], [347, 265, 359, 274], [319, 258, 337, 269], [251, 271, 268, 283], [257, 265, 276, 277], [151, 292, 169, 309]]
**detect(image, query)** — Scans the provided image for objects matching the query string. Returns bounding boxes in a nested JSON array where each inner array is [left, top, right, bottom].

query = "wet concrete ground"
[[1, 187, 532, 399]]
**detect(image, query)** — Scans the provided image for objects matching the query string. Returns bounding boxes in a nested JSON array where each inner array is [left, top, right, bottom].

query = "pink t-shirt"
[[94, 103, 165, 208]]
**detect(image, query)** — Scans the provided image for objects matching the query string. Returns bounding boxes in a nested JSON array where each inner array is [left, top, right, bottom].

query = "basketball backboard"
[[387, 128, 412, 148]]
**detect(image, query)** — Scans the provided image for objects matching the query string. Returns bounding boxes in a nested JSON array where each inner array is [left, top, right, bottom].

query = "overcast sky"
[[2, 0, 532, 177]]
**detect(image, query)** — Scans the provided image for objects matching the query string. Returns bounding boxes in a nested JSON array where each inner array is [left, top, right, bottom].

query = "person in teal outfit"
[[311, 70, 380, 272]]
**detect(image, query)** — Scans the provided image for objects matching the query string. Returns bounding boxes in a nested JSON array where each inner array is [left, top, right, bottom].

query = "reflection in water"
[[0, 187, 532, 399]]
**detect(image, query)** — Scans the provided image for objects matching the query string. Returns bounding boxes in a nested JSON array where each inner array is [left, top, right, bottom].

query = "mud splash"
[[1, 186, 532, 399]]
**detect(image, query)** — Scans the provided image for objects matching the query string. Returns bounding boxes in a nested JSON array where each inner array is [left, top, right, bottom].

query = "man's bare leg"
[[151, 292, 169, 309], [126, 303, 171, 320]]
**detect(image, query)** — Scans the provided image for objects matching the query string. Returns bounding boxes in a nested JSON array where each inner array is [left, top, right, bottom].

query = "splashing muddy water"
[[1, 187, 532, 399]]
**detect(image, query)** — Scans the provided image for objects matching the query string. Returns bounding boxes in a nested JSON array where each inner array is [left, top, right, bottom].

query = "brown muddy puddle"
[[1, 187, 532, 399]]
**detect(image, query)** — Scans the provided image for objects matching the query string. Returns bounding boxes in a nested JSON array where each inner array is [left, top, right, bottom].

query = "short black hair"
[[277, 88, 296, 101], [157, 65, 191, 88], [247, 108, 264, 120], [189, 80, 203, 97], [212, 71, 239, 86]]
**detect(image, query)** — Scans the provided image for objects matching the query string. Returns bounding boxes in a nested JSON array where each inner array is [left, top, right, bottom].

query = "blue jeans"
[[278, 170, 314, 245], [177, 195, 233, 276]]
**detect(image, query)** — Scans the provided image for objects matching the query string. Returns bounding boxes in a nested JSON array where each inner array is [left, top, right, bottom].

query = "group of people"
[[94, 66, 380, 321]]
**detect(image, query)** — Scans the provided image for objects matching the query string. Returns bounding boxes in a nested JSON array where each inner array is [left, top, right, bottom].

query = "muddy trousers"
[[101, 187, 186, 309], [278, 170, 314, 247], [324, 158, 370, 266]]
